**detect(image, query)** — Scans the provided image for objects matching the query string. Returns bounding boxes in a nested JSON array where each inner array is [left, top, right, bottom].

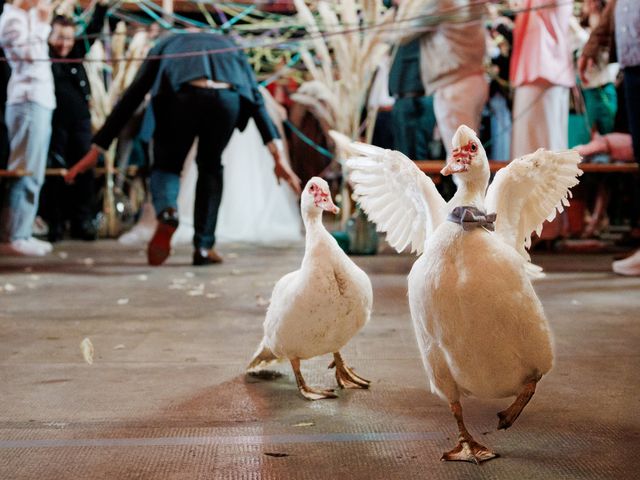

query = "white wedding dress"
[[216, 128, 302, 245]]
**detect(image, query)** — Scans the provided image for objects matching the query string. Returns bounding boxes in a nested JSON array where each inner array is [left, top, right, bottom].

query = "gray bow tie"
[[447, 206, 497, 232]]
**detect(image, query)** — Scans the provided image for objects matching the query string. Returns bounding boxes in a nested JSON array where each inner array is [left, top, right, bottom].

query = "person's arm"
[[252, 100, 279, 145], [255, 100, 301, 194], [93, 57, 159, 150], [267, 140, 301, 194], [242, 59, 301, 193], [578, 0, 616, 84], [34, 0, 52, 38], [70, 0, 109, 58], [395, 0, 440, 45], [237, 50, 279, 144], [65, 54, 159, 183], [63, 143, 100, 183], [84, 0, 109, 37]]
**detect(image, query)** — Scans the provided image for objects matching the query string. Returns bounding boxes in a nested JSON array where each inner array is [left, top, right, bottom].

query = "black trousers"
[[151, 86, 241, 249], [39, 113, 95, 237]]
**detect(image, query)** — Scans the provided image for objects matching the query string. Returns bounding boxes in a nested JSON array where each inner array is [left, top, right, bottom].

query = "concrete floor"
[[0, 241, 638, 479]]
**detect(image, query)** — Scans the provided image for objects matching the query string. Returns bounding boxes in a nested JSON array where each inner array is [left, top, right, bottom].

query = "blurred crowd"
[[0, 0, 638, 273]]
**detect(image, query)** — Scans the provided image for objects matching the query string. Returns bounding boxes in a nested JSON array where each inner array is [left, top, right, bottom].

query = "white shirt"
[[0, 4, 55, 109]]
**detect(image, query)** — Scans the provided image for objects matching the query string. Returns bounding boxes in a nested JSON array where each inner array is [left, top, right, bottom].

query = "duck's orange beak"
[[441, 157, 470, 176], [316, 191, 340, 214], [323, 199, 340, 215], [441, 145, 472, 176]]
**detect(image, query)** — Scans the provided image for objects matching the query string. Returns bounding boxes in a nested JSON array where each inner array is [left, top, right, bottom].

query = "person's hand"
[[64, 164, 81, 184], [577, 54, 595, 85], [274, 160, 302, 195], [36, 0, 52, 23], [267, 141, 302, 195], [65, 145, 100, 184]]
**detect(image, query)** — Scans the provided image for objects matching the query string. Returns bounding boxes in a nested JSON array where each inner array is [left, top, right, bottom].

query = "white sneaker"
[[26, 237, 53, 253], [612, 249, 640, 276], [0, 239, 47, 256]]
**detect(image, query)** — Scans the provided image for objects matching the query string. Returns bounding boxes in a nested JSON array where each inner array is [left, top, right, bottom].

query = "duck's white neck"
[[302, 210, 327, 250], [450, 175, 488, 210]]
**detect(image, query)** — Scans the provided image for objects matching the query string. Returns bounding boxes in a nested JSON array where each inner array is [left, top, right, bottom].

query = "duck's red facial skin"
[[309, 183, 339, 213], [441, 140, 479, 176], [310, 184, 329, 207], [452, 140, 478, 165]]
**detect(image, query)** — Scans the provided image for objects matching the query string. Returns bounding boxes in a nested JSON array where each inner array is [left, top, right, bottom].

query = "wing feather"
[[485, 148, 583, 262], [330, 131, 447, 254]]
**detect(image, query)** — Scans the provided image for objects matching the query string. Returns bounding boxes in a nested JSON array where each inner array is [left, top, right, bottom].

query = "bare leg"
[[582, 184, 609, 238], [290, 358, 337, 401], [328, 352, 370, 389], [498, 379, 538, 430], [441, 401, 497, 464]]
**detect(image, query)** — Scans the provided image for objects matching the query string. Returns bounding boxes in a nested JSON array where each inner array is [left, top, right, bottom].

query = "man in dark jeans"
[[40, 0, 108, 241], [66, 32, 301, 266]]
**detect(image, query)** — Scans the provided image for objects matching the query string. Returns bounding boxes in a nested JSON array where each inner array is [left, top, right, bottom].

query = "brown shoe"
[[147, 208, 179, 266], [193, 248, 223, 266]]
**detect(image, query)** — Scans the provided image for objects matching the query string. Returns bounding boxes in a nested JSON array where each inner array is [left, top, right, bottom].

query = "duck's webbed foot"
[[441, 437, 498, 464], [497, 379, 538, 430], [329, 352, 371, 389], [298, 384, 338, 401], [290, 358, 337, 401], [442, 401, 498, 464]]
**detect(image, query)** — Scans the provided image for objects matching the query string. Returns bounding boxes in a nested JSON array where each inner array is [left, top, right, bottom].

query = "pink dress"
[[510, 0, 575, 88]]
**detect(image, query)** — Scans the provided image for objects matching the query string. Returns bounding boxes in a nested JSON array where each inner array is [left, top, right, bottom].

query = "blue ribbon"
[[284, 120, 333, 159]]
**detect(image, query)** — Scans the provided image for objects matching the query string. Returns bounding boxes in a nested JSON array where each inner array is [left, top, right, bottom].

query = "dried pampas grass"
[[292, 0, 406, 222], [291, 0, 406, 143], [85, 24, 153, 133], [292, 0, 434, 143], [110, 29, 152, 107]]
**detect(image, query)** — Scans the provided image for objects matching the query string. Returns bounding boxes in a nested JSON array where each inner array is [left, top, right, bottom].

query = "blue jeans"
[[0, 102, 53, 242], [489, 93, 512, 161], [391, 96, 437, 159]]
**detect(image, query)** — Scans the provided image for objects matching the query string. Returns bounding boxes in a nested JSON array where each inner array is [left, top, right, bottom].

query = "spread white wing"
[[330, 132, 447, 255], [485, 148, 583, 262]]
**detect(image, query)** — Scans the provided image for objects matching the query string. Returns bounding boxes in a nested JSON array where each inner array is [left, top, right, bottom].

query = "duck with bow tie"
[[332, 126, 582, 463]]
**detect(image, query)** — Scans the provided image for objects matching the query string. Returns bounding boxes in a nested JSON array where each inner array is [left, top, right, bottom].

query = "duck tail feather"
[[246, 340, 279, 372]]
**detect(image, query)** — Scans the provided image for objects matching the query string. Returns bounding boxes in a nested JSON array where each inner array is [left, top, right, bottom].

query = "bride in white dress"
[[119, 89, 302, 248]]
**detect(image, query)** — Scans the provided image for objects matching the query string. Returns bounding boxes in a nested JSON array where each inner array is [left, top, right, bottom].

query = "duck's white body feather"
[[263, 228, 372, 360], [408, 223, 553, 401]]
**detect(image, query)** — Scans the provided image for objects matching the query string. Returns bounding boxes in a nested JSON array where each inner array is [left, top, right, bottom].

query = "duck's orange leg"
[[441, 401, 498, 464], [497, 379, 538, 430], [290, 358, 337, 401]]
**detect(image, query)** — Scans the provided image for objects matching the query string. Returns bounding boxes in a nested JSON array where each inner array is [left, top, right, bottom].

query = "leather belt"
[[394, 91, 425, 99]]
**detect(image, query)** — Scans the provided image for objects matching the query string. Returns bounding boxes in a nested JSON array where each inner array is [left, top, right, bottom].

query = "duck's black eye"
[[470, 143, 478, 152]]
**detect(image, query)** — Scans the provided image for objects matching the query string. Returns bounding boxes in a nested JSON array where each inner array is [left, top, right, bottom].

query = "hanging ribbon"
[[284, 120, 334, 159]]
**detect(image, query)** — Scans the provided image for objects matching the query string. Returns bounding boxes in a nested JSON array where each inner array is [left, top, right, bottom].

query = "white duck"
[[332, 126, 582, 463], [247, 177, 373, 400]]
